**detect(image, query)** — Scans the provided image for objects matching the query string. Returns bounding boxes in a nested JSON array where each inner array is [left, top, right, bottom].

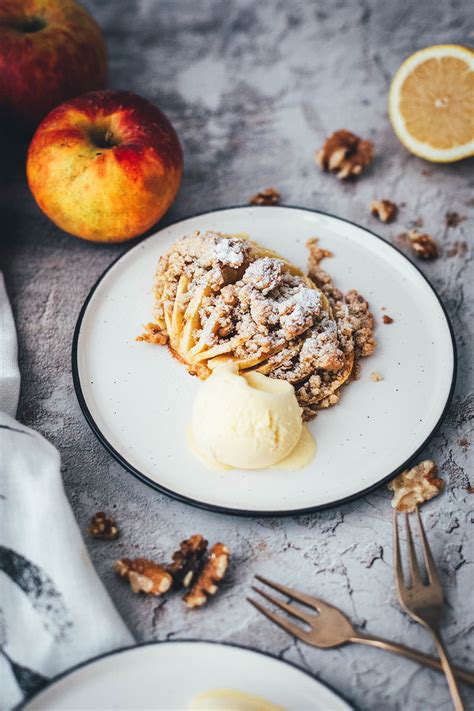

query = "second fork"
[[248, 575, 474, 686], [393, 508, 465, 711]]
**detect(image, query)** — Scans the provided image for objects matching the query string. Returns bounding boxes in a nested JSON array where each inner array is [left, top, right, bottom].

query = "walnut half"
[[370, 200, 398, 224], [407, 230, 439, 260], [388, 460, 443, 513], [168, 534, 208, 588], [115, 558, 173, 595], [250, 188, 281, 206], [316, 130, 374, 180], [88, 512, 119, 540], [184, 543, 230, 608]]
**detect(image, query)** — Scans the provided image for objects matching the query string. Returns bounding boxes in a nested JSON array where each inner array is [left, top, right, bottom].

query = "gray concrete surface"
[[2, 1, 473, 708]]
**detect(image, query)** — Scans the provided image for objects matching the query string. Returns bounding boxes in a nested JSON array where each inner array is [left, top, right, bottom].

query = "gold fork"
[[248, 575, 474, 686], [393, 507, 465, 710]]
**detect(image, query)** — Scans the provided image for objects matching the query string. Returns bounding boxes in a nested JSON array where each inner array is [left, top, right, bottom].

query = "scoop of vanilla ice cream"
[[190, 363, 303, 469]]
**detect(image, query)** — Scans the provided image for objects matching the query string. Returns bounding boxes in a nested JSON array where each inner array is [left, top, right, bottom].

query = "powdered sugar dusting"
[[243, 257, 283, 294], [278, 287, 322, 338], [282, 287, 321, 312], [212, 236, 246, 267]]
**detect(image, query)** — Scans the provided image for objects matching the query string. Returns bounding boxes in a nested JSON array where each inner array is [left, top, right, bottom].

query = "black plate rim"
[[18, 638, 353, 711]]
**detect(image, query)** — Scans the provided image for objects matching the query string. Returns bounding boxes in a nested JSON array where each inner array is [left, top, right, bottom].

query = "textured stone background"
[[1, 1, 473, 708]]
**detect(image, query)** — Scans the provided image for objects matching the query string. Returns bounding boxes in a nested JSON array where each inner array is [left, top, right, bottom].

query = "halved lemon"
[[389, 44, 474, 162]]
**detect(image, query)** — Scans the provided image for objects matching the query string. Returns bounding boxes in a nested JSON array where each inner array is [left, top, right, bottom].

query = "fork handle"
[[428, 628, 465, 710], [349, 633, 474, 687]]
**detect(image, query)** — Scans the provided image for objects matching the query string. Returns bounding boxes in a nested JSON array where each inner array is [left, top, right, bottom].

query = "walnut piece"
[[447, 241, 468, 258], [370, 200, 398, 224], [383, 315, 394, 324], [407, 230, 439, 260], [249, 188, 281, 206], [184, 543, 230, 608], [370, 371, 383, 381], [88, 512, 119, 540], [168, 534, 208, 588], [115, 558, 173, 595], [388, 460, 443, 513], [445, 211, 466, 228], [316, 130, 374, 180]]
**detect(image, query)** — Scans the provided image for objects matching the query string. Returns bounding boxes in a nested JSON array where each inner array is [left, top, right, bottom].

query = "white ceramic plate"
[[73, 206, 455, 515], [23, 641, 350, 710]]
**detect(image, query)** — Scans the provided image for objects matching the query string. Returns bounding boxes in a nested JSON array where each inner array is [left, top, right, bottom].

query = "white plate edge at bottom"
[[21, 639, 353, 711]]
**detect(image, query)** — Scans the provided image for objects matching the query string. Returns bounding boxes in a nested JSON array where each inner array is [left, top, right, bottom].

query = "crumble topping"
[[242, 257, 283, 294], [278, 285, 323, 339], [212, 236, 248, 267], [136, 322, 169, 345], [141, 230, 376, 420]]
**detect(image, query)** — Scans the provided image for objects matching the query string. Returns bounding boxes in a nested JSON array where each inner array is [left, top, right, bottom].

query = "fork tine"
[[393, 509, 405, 588], [254, 574, 321, 611], [405, 513, 423, 586], [251, 586, 314, 625], [247, 597, 310, 642], [415, 506, 441, 587]]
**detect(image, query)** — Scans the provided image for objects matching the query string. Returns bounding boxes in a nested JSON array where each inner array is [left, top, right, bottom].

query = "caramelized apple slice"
[[192, 340, 238, 363], [207, 355, 241, 370], [171, 274, 189, 342], [205, 352, 268, 371], [188, 311, 222, 357], [161, 284, 174, 340], [179, 285, 211, 355], [235, 353, 277, 370]]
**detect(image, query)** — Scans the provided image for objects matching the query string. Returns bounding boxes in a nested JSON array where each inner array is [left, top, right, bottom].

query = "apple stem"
[[88, 127, 119, 150], [11, 17, 46, 33]]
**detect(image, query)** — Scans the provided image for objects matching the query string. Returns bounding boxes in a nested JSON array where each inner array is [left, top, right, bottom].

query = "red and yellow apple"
[[27, 90, 184, 243], [0, 0, 107, 128]]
